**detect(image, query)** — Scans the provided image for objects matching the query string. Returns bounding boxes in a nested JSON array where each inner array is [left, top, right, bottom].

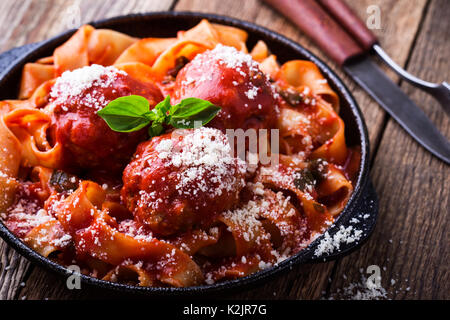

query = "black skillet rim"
[[0, 11, 371, 296]]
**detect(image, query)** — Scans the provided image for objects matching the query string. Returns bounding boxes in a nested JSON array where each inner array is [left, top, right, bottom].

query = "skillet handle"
[[317, 0, 378, 50], [262, 0, 363, 66]]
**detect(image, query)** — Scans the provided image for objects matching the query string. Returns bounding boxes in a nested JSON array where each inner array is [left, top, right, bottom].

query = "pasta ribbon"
[[47, 181, 203, 287], [278, 60, 339, 111], [3, 108, 62, 168], [0, 105, 20, 211]]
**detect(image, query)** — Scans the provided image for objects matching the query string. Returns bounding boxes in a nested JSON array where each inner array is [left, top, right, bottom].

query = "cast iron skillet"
[[0, 12, 377, 296]]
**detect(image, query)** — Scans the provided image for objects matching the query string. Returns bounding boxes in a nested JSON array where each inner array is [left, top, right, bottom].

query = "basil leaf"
[[148, 122, 164, 137], [155, 95, 172, 115], [97, 95, 151, 132], [97, 94, 221, 136], [99, 114, 151, 132], [169, 98, 221, 128], [143, 111, 158, 122], [99, 95, 150, 115]]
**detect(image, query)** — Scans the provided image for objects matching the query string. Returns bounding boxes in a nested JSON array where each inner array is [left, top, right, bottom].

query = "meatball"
[[172, 44, 278, 132], [45, 64, 163, 174], [121, 127, 247, 236]]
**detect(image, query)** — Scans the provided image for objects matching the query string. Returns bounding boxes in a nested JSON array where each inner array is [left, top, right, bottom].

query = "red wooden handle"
[[262, 0, 363, 65], [318, 0, 378, 50]]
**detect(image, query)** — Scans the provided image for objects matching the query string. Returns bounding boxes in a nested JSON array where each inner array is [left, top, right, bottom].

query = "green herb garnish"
[[313, 203, 326, 213], [50, 170, 80, 192], [293, 168, 316, 192], [274, 84, 304, 106], [167, 56, 190, 78], [97, 95, 221, 137], [293, 158, 329, 192], [309, 158, 329, 181]]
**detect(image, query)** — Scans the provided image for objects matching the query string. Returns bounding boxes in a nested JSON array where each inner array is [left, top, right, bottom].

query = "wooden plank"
[[175, 0, 428, 299], [0, 0, 174, 52], [0, 244, 31, 299], [0, 0, 175, 300], [327, 0, 449, 299], [0, 0, 33, 51]]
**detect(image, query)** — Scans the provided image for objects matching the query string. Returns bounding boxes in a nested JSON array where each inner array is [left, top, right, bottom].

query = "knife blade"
[[262, 0, 450, 164], [345, 58, 450, 164]]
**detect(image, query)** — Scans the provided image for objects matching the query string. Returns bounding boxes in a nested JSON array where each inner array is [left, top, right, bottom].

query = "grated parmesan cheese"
[[209, 44, 259, 71], [153, 127, 247, 198], [328, 275, 388, 300], [314, 225, 363, 257], [49, 64, 127, 111], [245, 84, 259, 100], [4, 201, 54, 229]]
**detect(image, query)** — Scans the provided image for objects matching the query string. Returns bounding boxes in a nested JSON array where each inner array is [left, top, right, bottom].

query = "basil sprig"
[[97, 95, 221, 137]]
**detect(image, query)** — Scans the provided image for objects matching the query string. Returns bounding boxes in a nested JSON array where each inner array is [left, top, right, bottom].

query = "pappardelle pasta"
[[0, 20, 360, 287]]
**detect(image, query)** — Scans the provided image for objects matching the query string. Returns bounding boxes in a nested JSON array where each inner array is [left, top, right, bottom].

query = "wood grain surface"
[[327, 0, 449, 299], [0, 0, 448, 300]]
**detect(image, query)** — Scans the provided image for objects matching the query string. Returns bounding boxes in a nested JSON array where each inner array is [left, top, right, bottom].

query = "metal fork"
[[313, 0, 450, 116], [373, 44, 450, 115]]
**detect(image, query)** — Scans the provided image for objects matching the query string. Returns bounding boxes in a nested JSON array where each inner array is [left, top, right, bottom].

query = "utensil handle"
[[317, 0, 378, 50], [263, 0, 363, 66]]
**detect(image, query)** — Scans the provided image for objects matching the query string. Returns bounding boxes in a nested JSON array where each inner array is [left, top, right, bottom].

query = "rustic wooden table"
[[0, 0, 448, 300]]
